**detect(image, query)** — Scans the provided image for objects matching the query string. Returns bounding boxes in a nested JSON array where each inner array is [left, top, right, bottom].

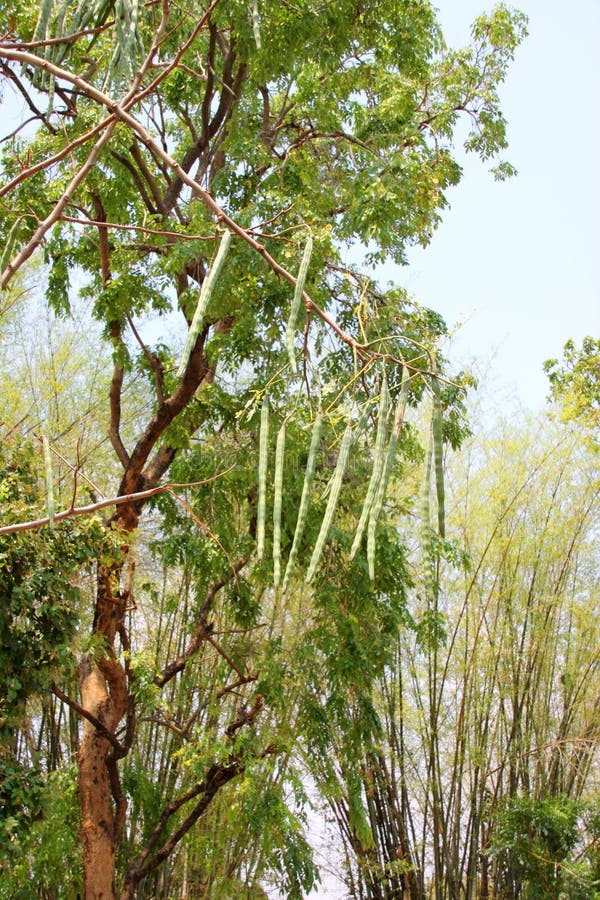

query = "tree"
[[0, 2, 526, 896], [545, 336, 600, 439]]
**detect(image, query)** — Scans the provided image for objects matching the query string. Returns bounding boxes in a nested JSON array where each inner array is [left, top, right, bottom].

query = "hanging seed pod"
[[349, 374, 389, 561], [33, 0, 53, 43], [176, 230, 232, 378], [366, 365, 410, 577], [0, 218, 23, 276], [305, 408, 367, 583], [272, 422, 286, 587], [420, 428, 436, 600], [305, 424, 353, 583], [42, 435, 55, 529], [282, 411, 322, 592], [251, 0, 261, 48], [285, 233, 313, 374], [431, 374, 445, 538], [256, 395, 269, 560]]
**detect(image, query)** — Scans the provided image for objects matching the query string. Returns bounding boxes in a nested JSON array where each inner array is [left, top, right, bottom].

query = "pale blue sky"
[[398, 0, 600, 410]]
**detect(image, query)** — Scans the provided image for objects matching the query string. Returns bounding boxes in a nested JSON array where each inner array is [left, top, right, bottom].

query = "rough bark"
[[76, 314, 232, 896], [78, 568, 129, 899]]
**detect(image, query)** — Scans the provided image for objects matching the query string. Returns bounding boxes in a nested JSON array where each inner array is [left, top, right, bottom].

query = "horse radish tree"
[[0, 1, 526, 896]]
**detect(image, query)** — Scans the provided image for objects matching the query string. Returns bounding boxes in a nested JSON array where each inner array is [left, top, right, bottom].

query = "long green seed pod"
[[349, 375, 389, 561], [33, 0, 54, 42], [42, 435, 55, 529], [256, 395, 269, 560], [420, 427, 436, 601], [251, 0, 261, 49], [282, 412, 322, 592], [431, 374, 445, 538], [305, 423, 353, 583], [176, 230, 232, 378], [272, 422, 286, 587], [366, 365, 410, 577], [0, 218, 23, 276], [285, 233, 313, 374], [305, 407, 368, 584]]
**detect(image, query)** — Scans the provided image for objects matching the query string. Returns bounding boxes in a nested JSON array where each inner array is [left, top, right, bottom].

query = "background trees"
[[301, 409, 599, 899]]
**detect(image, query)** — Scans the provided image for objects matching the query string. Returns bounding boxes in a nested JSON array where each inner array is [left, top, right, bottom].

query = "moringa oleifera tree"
[[0, 1, 526, 895]]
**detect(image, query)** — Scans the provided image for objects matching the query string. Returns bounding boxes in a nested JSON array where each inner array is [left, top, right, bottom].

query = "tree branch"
[[51, 683, 125, 754], [122, 743, 276, 895], [108, 321, 130, 470], [0, 469, 234, 535], [122, 759, 242, 893], [0, 40, 370, 356], [156, 557, 247, 687]]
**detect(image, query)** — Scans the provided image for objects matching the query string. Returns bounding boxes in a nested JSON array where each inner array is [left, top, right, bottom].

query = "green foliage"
[[0, 438, 106, 729], [0, 437, 111, 863], [0, 765, 82, 898], [545, 336, 600, 439], [490, 795, 600, 899]]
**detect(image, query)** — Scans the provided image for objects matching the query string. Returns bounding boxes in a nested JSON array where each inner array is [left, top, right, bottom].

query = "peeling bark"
[[78, 564, 129, 899]]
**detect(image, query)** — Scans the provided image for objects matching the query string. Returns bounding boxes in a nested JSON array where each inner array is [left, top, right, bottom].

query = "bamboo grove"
[[2, 1, 598, 898]]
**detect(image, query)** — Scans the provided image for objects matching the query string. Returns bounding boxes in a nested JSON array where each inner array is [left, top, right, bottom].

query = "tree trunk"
[[78, 565, 129, 899]]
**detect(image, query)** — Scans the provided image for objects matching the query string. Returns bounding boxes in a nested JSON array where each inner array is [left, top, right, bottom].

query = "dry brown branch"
[[0, 468, 234, 535], [51, 682, 125, 753], [156, 557, 247, 687]]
